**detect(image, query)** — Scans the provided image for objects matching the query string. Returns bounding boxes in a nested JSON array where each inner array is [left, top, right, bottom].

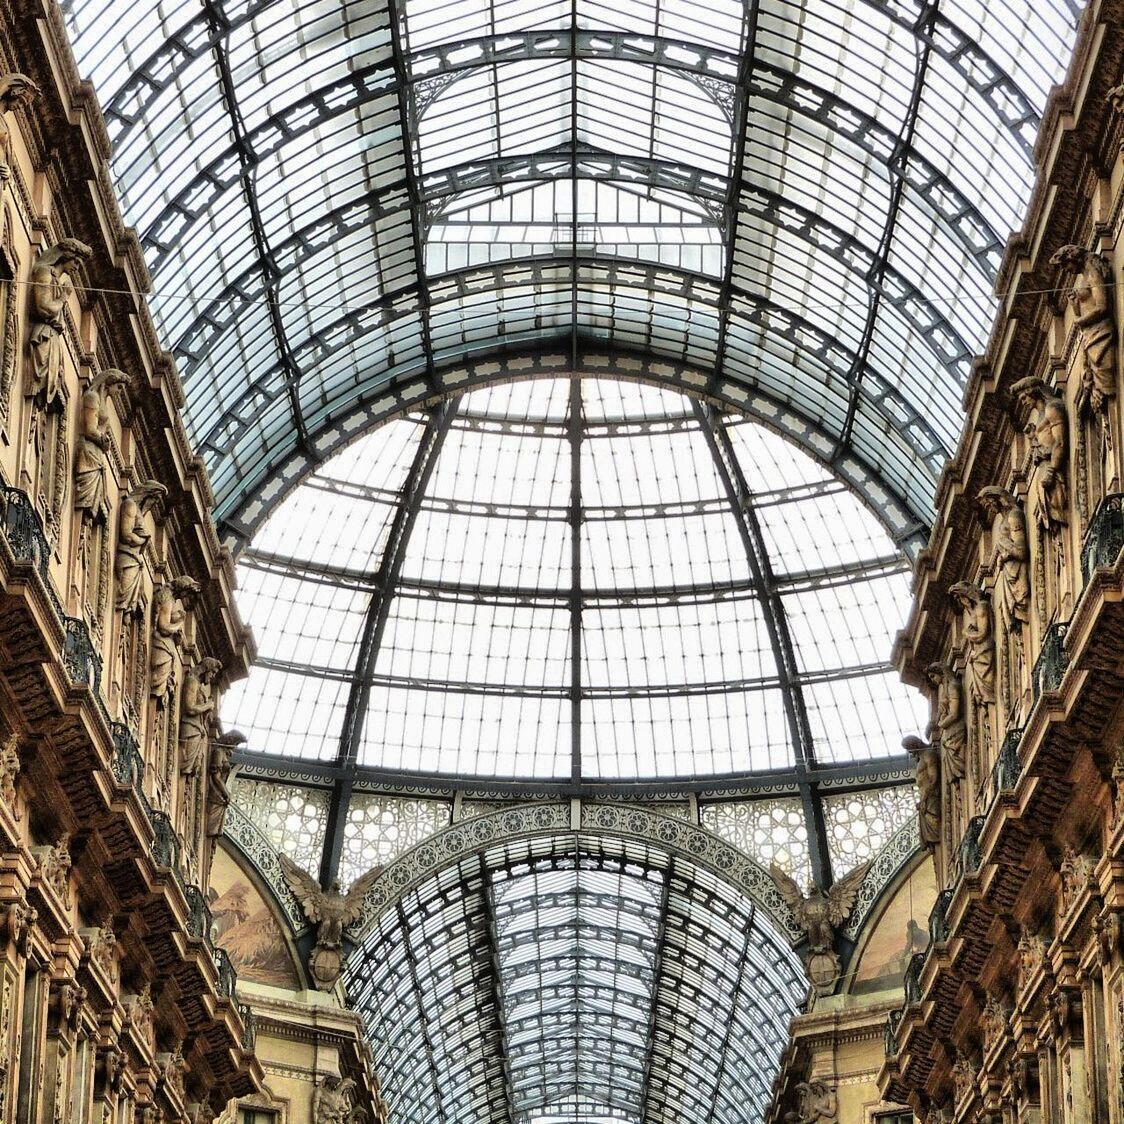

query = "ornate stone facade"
[[880, 3, 1124, 1121], [0, 2, 261, 1120]]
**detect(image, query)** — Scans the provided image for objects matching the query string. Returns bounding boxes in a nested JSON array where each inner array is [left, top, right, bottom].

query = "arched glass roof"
[[222, 376, 925, 782], [58, 0, 1080, 539], [347, 832, 804, 1124]]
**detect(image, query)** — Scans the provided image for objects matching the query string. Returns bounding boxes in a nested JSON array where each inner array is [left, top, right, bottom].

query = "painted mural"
[[209, 845, 302, 988], [850, 858, 935, 995]]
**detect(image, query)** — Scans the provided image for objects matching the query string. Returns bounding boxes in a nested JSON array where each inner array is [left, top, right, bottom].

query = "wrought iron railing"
[[109, 723, 144, 787], [1081, 492, 1124, 581], [928, 888, 953, 945], [884, 1007, 903, 1058], [238, 1003, 257, 1051], [990, 726, 1023, 804], [184, 884, 213, 942], [957, 815, 985, 879], [903, 951, 927, 1005], [1032, 619, 1069, 699], [150, 810, 180, 870], [2, 486, 64, 619], [213, 948, 238, 998]]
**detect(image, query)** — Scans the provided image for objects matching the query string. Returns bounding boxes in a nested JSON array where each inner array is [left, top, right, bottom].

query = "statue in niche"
[[978, 487, 1030, 715], [313, 1075, 358, 1124], [115, 481, 166, 614], [925, 661, 966, 782], [205, 729, 243, 838], [1051, 244, 1117, 507], [74, 369, 128, 521], [25, 238, 91, 534], [1014, 376, 1069, 622], [150, 575, 198, 707], [26, 238, 90, 416], [0, 74, 39, 181], [768, 861, 870, 997], [783, 1079, 837, 1123], [949, 582, 995, 789], [902, 735, 941, 848], [280, 857, 384, 991], [179, 657, 222, 776]]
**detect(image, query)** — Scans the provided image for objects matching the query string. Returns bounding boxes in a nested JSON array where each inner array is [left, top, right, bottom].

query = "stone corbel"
[[99, 1039, 125, 1093], [1095, 908, 1123, 965], [0, 895, 35, 955], [50, 979, 85, 1031]]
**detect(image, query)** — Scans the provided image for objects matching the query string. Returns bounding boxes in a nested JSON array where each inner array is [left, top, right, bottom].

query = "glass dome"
[[222, 375, 925, 783]]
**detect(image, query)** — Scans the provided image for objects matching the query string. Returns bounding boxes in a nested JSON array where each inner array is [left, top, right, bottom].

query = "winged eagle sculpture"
[[769, 861, 870, 997], [279, 855, 383, 991]]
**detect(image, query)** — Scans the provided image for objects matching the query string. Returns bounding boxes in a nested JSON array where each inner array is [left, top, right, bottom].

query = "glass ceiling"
[[58, 0, 1080, 543], [347, 833, 804, 1124], [221, 376, 926, 781]]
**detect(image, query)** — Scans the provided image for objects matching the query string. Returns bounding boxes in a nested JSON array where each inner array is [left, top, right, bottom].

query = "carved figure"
[[158, 1043, 186, 1100], [150, 575, 198, 706], [280, 857, 384, 991], [101, 1044, 125, 1092], [1060, 844, 1096, 912], [1, 897, 35, 955], [1113, 744, 1124, 826], [1017, 925, 1046, 990], [205, 729, 242, 837], [979, 487, 1030, 712], [55, 981, 85, 1028], [0, 731, 19, 818], [980, 995, 1007, 1052], [902, 735, 940, 847], [925, 662, 966, 779], [179, 657, 222, 776], [125, 983, 155, 1047], [768, 861, 871, 996], [74, 369, 128, 521], [313, 1075, 358, 1124], [85, 921, 118, 982], [25, 238, 91, 413], [0, 74, 39, 179], [1051, 244, 1117, 496], [1015, 377, 1069, 533], [40, 832, 71, 907], [949, 582, 995, 779], [783, 1079, 837, 1122], [952, 1050, 977, 1105], [114, 481, 166, 613]]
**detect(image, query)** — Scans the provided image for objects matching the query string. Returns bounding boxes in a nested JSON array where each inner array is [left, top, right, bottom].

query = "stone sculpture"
[[115, 481, 167, 613], [783, 1078, 837, 1123], [1051, 244, 1117, 499], [0, 731, 19, 819], [925, 661, 966, 781], [74, 368, 128, 521], [902, 734, 940, 847], [280, 857, 384, 991], [1014, 377, 1068, 534], [0, 74, 39, 180], [39, 832, 71, 907], [205, 729, 243, 838], [313, 1075, 358, 1124], [768, 861, 871, 996], [26, 238, 91, 415], [179, 657, 222, 776], [150, 575, 198, 706], [949, 582, 995, 777], [978, 487, 1030, 711]]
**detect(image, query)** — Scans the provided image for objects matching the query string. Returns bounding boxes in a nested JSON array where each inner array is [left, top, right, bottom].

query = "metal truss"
[[693, 399, 832, 886], [198, 0, 314, 456], [345, 835, 805, 1124], [318, 399, 459, 885], [103, 10, 1040, 168], [193, 254, 950, 501]]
